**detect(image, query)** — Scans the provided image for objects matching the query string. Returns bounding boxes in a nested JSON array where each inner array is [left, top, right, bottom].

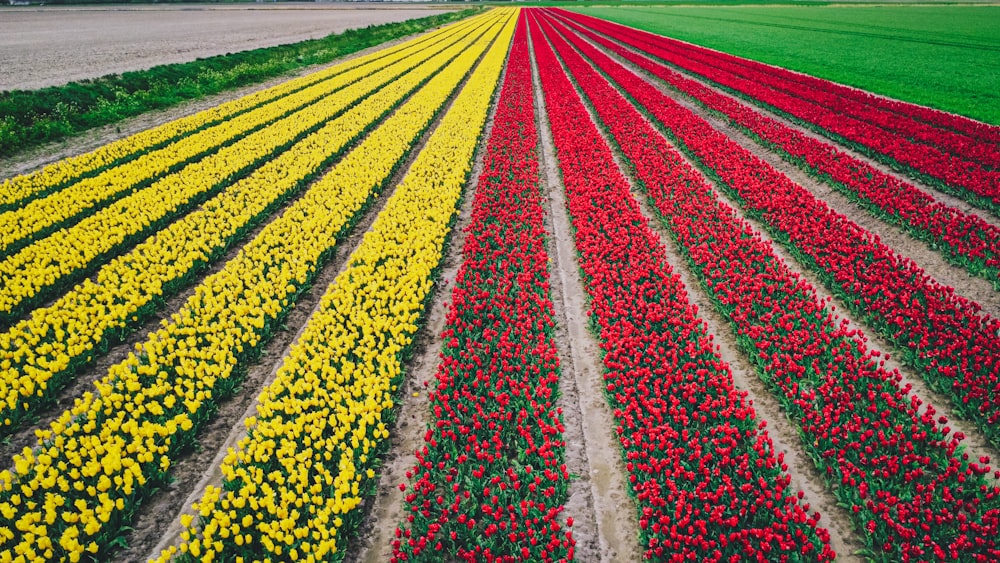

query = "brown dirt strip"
[[530, 22, 642, 563], [557, 21, 1000, 490], [534, 70, 603, 563], [345, 43, 504, 563]]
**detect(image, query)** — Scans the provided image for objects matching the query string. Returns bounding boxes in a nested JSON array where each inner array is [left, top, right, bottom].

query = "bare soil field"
[[0, 2, 452, 91]]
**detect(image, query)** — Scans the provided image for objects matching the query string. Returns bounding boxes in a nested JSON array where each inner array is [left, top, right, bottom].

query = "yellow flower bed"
[[0, 11, 503, 434], [0, 16, 489, 261], [0, 10, 509, 563], [0, 15, 477, 213], [160, 10, 516, 563], [0, 16, 501, 324]]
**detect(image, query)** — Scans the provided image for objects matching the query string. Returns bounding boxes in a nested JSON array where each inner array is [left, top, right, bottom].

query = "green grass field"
[[572, 5, 1000, 125]]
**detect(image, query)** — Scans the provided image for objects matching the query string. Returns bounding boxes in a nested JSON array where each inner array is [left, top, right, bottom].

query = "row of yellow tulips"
[[0, 12, 504, 435], [0, 15, 485, 262], [0, 14, 465, 214], [0, 16, 496, 326], [159, 10, 517, 563], [0, 11, 508, 563]]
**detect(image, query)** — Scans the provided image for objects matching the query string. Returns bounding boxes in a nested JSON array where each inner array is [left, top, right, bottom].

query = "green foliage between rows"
[[0, 8, 479, 159], [573, 5, 1000, 126]]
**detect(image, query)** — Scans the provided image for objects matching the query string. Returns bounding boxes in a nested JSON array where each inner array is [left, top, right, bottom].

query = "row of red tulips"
[[555, 16, 1000, 287], [553, 10, 1000, 209], [393, 17, 574, 562], [530, 13, 834, 561], [555, 8, 1000, 169], [555, 10, 1000, 161], [546, 11, 1000, 453], [587, 21, 1000, 150], [577, 21, 1000, 148], [534, 11, 1000, 560]]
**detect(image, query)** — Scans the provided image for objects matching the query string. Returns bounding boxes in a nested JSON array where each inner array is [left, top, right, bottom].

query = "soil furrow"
[[0, 7, 452, 92], [529, 22, 641, 563], [345, 40, 506, 563]]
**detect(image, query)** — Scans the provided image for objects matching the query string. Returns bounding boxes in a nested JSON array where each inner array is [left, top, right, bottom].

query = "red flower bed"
[[554, 15, 1000, 286], [530, 12, 833, 561], [542, 9, 1000, 453], [393, 16, 574, 561], [554, 9, 1000, 209], [532, 10, 1000, 560]]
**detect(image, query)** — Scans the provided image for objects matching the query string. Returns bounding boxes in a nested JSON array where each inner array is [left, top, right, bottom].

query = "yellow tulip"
[[161, 8, 516, 560]]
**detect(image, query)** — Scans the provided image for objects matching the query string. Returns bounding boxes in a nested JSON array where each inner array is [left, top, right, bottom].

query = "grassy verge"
[[573, 5, 1000, 125], [0, 8, 478, 159]]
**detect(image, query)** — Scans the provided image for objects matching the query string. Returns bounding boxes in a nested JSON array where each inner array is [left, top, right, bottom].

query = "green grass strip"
[[0, 8, 479, 160]]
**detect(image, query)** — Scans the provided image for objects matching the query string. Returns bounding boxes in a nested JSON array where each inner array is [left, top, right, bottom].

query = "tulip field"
[[2, 6, 1000, 562]]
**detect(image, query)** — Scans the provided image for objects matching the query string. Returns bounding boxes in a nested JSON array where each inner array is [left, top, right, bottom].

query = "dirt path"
[[530, 25, 642, 563], [345, 50, 503, 563], [0, 4, 452, 91], [559, 22, 1000, 490]]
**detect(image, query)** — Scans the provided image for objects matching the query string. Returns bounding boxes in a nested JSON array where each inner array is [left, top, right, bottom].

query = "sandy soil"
[[534, 51, 636, 563], [0, 3, 451, 91], [530, 27, 644, 563], [346, 57, 496, 563]]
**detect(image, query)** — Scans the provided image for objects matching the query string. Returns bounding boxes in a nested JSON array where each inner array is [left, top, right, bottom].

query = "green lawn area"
[[571, 5, 1000, 125]]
